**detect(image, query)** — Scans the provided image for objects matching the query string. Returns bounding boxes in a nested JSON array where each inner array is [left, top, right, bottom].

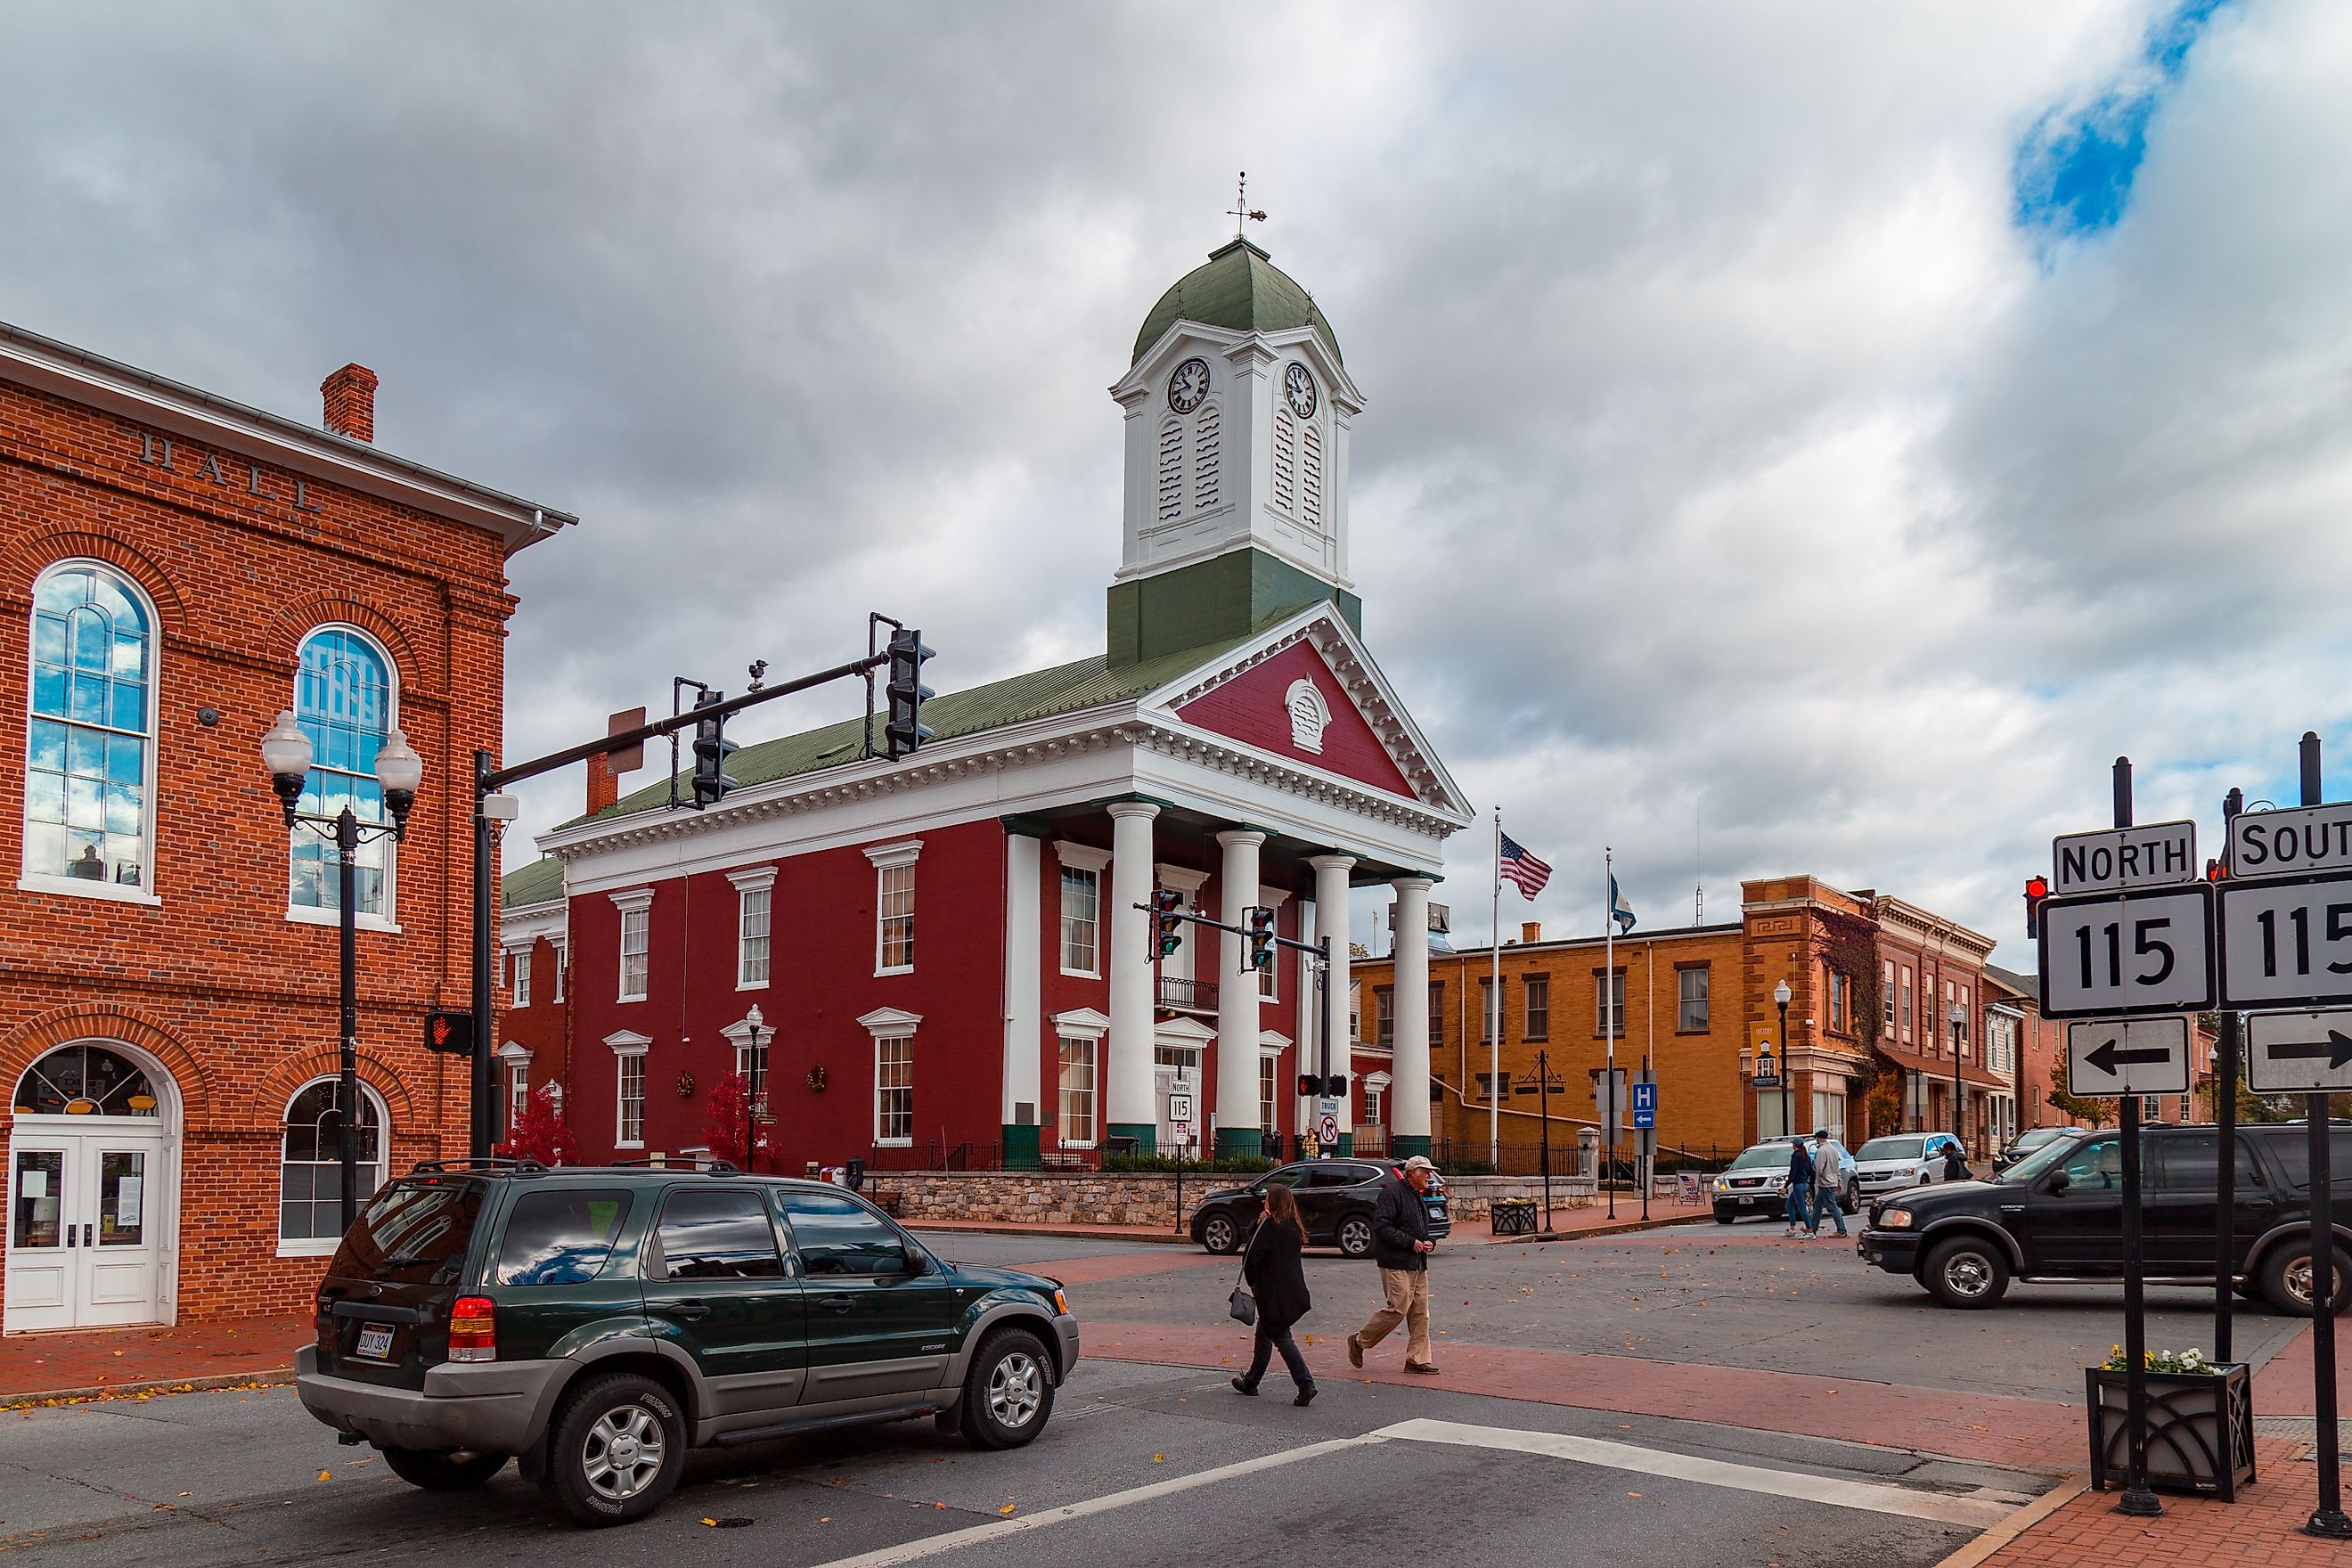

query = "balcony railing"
[[1156, 976, 1218, 1013]]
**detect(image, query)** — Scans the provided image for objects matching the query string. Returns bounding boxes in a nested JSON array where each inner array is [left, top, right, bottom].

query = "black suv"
[[1860, 1123, 2352, 1314], [1188, 1159, 1450, 1256], [294, 1162, 1078, 1525]]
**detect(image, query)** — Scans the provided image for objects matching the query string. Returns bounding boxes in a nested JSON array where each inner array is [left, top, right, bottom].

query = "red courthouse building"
[[529, 239, 1474, 1172], [2, 323, 571, 1333]]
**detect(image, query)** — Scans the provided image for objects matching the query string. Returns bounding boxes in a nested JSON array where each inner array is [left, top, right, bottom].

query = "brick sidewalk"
[[0, 1312, 314, 1405], [1977, 1438, 2335, 1567]]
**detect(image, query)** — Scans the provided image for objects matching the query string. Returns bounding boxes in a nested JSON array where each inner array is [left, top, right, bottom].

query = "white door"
[[6, 1129, 168, 1331]]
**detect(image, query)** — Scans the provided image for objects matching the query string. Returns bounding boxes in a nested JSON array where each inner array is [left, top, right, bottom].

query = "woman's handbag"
[[1229, 1223, 1259, 1325]]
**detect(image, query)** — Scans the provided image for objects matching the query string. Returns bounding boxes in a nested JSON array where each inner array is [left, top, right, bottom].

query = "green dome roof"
[[1131, 238, 1342, 366]]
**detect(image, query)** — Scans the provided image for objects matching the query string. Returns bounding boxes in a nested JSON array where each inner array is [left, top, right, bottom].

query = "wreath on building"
[[806, 1064, 829, 1092]]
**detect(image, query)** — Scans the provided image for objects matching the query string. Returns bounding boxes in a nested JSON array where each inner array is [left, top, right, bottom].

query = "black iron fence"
[[1156, 976, 1218, 1012], [1425, 1138, 1737, 1179]]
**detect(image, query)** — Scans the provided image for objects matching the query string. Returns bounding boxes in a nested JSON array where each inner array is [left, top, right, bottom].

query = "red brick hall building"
[[538, 238, 1473, 1172], [0, 323, 572, 1333]]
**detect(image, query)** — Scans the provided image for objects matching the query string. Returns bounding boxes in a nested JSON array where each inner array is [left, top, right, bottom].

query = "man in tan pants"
[[1348, 1155, 1439, 1374]]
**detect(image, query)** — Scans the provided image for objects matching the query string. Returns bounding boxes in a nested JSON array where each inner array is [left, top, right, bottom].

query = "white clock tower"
[[1106, 237, 1366, 666]]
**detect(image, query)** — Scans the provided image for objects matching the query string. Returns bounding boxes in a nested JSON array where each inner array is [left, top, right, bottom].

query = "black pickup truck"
[[1859, 1122, 2352, 1313]]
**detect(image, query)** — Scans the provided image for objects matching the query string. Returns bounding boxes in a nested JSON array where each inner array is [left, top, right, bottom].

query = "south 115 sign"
[[2036, 886, 2216, 1019]]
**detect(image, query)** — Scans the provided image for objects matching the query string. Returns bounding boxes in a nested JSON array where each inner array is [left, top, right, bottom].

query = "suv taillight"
[[448, 1295, 496, 1363]]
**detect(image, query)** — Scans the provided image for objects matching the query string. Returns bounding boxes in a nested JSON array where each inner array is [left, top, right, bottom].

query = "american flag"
[[1499, 831, 1552, 899]]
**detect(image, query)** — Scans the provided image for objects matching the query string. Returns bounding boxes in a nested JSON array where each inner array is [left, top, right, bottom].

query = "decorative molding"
[[719, 1013, 769, 1049], [1054, 842, 1112, 874], [1153, 1016, 1218, 1044], [862, 839, 923, 870], [1258, 1030, 1292, 1053], [1284, 678, 1330, 754], [1052, 1007, 1111, 1039], [608, 887, 655, 915], [496, 1041, 532, 1062], [726, 865, 779, 893], [856, 1005, 923, 1035], [1155, 863, 1211, 894], [605, 1029, 651, 1057]]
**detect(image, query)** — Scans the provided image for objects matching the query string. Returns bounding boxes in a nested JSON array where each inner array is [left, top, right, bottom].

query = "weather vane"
[[1228, 171, 1267, 240]]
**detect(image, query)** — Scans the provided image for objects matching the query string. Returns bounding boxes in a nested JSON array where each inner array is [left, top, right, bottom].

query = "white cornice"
[[1055, 842, 1113, 874], [856, 1006, 923, 1034], [1053, 1007, 1112, 1038], [726, 865, 779, 893]]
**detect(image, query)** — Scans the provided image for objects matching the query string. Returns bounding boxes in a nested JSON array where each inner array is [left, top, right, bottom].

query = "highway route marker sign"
[[2053, 820, 2199, 894], [1165, 1090, 1195, 1126], [2218, 870, 2352, 1009], [2037, 886, 2216, 1018], [2246, 1010, 2352, 1094], [2067, 1016, 2191, 1098]]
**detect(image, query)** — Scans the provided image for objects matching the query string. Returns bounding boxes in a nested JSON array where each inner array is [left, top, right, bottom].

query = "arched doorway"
[[7, 1041, 179, 1331]]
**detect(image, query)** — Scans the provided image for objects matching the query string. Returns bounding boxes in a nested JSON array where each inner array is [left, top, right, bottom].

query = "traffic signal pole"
[[2299, 732, 2352, 1540], [468, 642, 900, 1156]]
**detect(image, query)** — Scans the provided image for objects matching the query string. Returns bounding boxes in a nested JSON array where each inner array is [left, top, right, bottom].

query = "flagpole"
[[1605, 846, 1617, 1220], [1490, 805, 1501, 1169]]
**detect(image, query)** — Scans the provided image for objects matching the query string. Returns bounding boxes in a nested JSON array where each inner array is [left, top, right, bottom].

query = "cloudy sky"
[[6, 0, 2348, 966]]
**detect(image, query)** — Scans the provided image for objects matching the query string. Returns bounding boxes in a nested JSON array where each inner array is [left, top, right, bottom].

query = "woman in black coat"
[[1233, 1182, 1317, 1406]]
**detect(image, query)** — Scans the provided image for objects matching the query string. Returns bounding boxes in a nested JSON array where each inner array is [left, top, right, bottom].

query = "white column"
[[1001, 832, 1043, 1157], [1106, 802, 1160, 1148], [1390, 877, 1433, 1153], [1307, 853, 1356, 1147], [1215, 829, 1267, 1156]]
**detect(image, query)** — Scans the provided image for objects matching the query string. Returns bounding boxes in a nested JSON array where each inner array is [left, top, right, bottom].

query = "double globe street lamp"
[[261, 710, 422, 1231]]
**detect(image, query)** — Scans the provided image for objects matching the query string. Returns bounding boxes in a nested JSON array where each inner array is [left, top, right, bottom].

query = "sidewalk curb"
[[1930, 1473, 2090, 1568], [3, 1369, 295, 1410], [910, 1221, 1196, 1245], [1498, 1212, 1712, 1245]]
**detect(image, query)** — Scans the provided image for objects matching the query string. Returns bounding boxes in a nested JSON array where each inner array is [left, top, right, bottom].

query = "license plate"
[[1426, 1203, 1446, 1217], [1737, 1196, 1753, 1206], [355, 1323, 394, 1360]]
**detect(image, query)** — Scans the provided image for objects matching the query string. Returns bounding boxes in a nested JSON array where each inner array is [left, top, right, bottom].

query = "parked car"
[[1992, 1125, 2087, 1175], [1190, 1159, 1450, 1256], [1710, 1139, 1852, 1223], [1850, 1132, 1967, 1202], [295, 1160, 1078, 1526], [1859, 1123, 2352, 1313]]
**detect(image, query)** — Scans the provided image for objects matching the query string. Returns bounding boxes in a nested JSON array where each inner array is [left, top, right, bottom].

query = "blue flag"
[[1610, 874, 1637, 935]]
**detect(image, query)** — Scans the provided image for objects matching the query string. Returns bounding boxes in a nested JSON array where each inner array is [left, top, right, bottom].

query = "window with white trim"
[[874, 1034, 913, 1145], [507, 1057, 530, 1131], [510, 947, 531, 1009], [1057, 1035, 1097, 1147], [1060, 866, 1100, 976], [613, 891, 653, 1001], [739, 886, 771, 988], [1259, 1052, 1279, 1131], [1363, 1074, 1389, 1128], [24, 561, 155, 894], [551, 942, 567, 1003], [735, 1030, 769, 1107], [289, 627, 397, 919], [617, 1052, 645, 1147], [878, 863, 915, 972], [279, 1078, 387, 1250]]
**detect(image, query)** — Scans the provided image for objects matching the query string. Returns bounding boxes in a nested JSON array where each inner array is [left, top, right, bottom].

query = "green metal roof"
[[561, 626, 1267, 831], [1132, 239, 1342, 366], [502, 854, 565, 909]]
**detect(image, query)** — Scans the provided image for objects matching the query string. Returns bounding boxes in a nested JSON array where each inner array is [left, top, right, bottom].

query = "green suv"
[[294, 1161, 1078, 1525]]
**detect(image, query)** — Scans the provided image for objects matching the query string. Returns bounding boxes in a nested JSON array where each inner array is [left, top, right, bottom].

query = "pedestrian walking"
[[1782, 1138, 1815, 1237], [1348, 1155, 1440, 1376], [1231, 1183, 1317, 1406], [1943, 1138, 1970, 1181], [1806, 1129, 1850, 1238]]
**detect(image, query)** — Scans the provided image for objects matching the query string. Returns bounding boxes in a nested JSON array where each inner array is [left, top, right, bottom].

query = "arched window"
[[289, 627, 396, 919], [279, 1078, 388, 1248], [12, 1043, 161, 1117], [24, 562, 154, 894]]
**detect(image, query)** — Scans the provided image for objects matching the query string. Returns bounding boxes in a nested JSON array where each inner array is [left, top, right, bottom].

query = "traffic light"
[[1151, 889, 1184, 957], [1246, 905, 1276, 972], [423, 1009, 474, 1057], [1322, 1074, 1348, 1098], [2022, 874, 2049, 939], [691, 689, 739, 809], [885, 627, 935, 759], [1296, 1073, 1319, 1097]]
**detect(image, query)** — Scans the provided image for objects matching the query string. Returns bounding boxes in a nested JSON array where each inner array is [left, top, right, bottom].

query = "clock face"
[[1285, 362, 1317, 420], [1168, 357, 1211, 414]]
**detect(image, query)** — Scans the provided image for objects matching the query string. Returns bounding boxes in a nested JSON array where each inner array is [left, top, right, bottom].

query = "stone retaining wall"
[[870, 1171, 1603, 1225]]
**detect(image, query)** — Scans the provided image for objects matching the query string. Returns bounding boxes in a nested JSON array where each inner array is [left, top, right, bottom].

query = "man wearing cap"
[[1348, 1156, 1441, 1375]]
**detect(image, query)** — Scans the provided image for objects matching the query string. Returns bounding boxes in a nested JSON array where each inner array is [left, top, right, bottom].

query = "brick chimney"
[[1521, 921, 1541, 944], [321, 363, 379, 443], [586, 753, 620, 816]]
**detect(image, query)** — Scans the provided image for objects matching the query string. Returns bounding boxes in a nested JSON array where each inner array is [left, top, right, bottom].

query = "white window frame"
[[1258, 1033, 1289, 1131], [276, 1076, 391, 1257], [284, 624, 404, 933], [498, 1041, 532, 1131], [608, 1029, 651, 1149], [867, 840, 922, 976], [857, 1006, 922, 1148], [1678, 965, 1710, 1032], [551, 937, 567, 1003], [1053, 1008, 1108, 1149], [20, 559, 165, 907], [730, 866, 776, 990], [1364, 1070, 1392, 1129], [612, 888, 654, 1002], [508, 945, 531, 1009], [1056, 844, 1110, 977], [722, 1011, 771, 1111]]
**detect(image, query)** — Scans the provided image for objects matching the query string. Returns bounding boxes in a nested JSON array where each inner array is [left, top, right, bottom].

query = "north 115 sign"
[[2036, 886, 2217, 1018]]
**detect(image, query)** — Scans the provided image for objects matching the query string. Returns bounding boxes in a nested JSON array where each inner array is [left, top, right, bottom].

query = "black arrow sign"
[[2085, 1037, 2172, 1077], [2265, 1030, 2352, 1072]]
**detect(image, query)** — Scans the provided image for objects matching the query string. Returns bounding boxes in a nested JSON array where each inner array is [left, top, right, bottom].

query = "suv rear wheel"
[[1336, 1214, 1374, 1258], [543, 1372, 687, 1526], [382, 1446, 508, 1491], [1922, 1235, 2010, 1309], [1201, 1213, 1239, 1254], [2260, 1240, 2352, 1318], [960, 1327, 1055, 1450]]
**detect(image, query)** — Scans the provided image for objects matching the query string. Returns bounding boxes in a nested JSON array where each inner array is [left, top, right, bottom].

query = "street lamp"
[[1948, 1000, 1967, 1162], [741, 1003, 771, 1172], [263, 709, 421, 1232], [1772, 980, 1793, 1139]]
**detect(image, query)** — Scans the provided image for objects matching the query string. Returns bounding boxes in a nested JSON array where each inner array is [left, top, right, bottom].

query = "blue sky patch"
[[2012, 0, 2232, 246]]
